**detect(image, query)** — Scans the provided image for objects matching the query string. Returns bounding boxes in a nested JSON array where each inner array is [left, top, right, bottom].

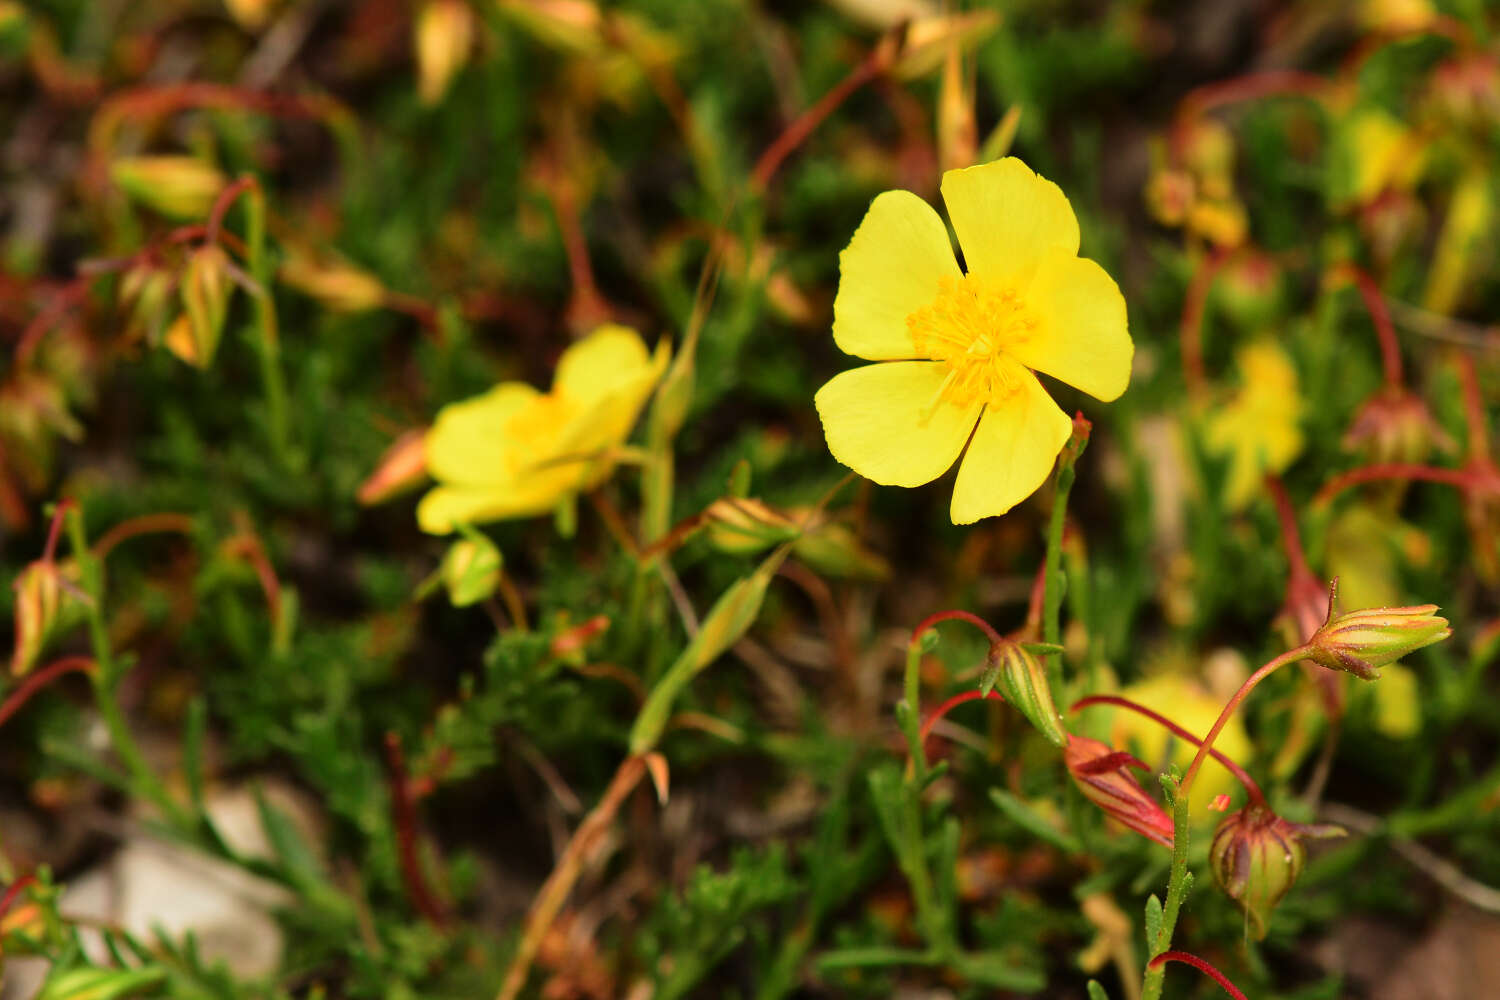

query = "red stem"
[[1070, 695, 1265, 806], [1181, 645, 1310, 802], [0, 874, 36, 919], [911, 609, 1004, 648], [1343, 265, 1404, 386], [1148, 951, 1249, 1000], [750, 41, 889, 192], [41, 499, 75, 563], [91, 513, 196, 561], [1458, 352, 1492, 460], [1265, 475, 1313, 582], [917, 689, 1004, 753], [0, 657, 97, 732], [1315, 462, 1479, 505], [1171, 70, 1328, 160], [1180, 247, 1233, 397], [383, 732, 449, 928], [206, 175, 258, 247]]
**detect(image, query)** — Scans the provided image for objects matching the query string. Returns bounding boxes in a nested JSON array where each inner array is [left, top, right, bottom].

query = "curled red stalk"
[[0, 874, 37, 919], [1170, 70, 1328, 162], [1148, 950, 1249, 1000], [0, 657, 97, 732], [917, 689, 1004, 756], [1069, 694, 1265, 807], [1179, 247, 1234, 397], [1337, 264, 1404, 387], [910, 609, 1004, 648]]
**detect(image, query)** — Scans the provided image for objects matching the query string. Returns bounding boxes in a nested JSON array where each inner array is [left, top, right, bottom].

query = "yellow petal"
[[833, 190, 961, 360], [1015, 251, 1133, 402], [555, 335, 669, 460], [553, 324, 653, 398], [425, 383, 541, 486], [814, 361, 981, 487], [949, 371, 1071, 523], [940, 158, 1079, 288], [416, 480, 568, 534]]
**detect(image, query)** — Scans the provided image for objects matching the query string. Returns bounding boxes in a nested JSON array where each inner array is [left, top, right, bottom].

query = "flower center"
[[905, 273, 1038, 411]]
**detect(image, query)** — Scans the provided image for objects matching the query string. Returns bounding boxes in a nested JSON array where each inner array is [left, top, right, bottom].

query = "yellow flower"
[[1203, 340, 1304, 510], [814, 158, 1132, 523], [417, 325, 668, 533]]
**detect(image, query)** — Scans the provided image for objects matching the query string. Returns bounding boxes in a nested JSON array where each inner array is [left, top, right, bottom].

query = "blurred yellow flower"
[[417, 325, 668, 533], [1204, 340, 1303, 510], [814, 158, 1133, 523]]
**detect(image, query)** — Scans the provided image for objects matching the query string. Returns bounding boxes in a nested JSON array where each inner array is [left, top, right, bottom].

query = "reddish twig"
[[92, 513, 195, 561], [383, 732, 449, 928], [911, 609, 1004, 648], [0, 874, 37, 919], [1171, 70, 1328, 161], [1069, 694, 1265, 806], [1147, 950, 1249, 1000], [1180, 247, 1234, 397], [1343, 265, 1405, 387], [206, 176, 259, 247], [1266, 476, 1313, 583], [749, 28, 901, 192], [1458, 352, 1492, 460], [1315, 463, 1480, 505], [917, 689, 1004, 754], [0, 657, 97, 732], [221, 531, 283, 632]]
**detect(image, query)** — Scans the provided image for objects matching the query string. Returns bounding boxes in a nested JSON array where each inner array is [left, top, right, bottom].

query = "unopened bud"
[[12, 560, 63, 676], [891, 11, 1000, 80], [791, 516, 891, 581], [119, 262, 174, 344], [440, 533, 502, 607], [1186, 197, 1248, 249], [1215, 251, 1283, 328], [704, 498, 797, 556], [1308, 583, 1451, 680], [357, 430, 428, 505], [1209, 804, 1343, 939], [1343, 385, 1452, 465], [111, 156, 227, 220], [1145, 167, 1195, 227], [1064, 733, 1174, 848], [416, 0, 474, 106], [174, 245, 232, 369], [279, 252, 385, 313], [982, 640, 1067, 747]]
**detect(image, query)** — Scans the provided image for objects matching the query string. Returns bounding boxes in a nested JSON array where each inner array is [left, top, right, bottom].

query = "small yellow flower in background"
[[1203, 340, 1304, 510], [417, 324, 668, 533], [814, 158, 1132, 524], [1332, 109, 1426, 208]]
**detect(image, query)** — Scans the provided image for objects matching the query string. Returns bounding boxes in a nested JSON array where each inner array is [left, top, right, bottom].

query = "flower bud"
[[119, 261, 175, 344], [12, 560, 63, 676], [704, 498, 798, 556], [173, 245, 232, 369], [357, 429, 428, 505], [1145, 167, 1195, 227], [1209, 804, 1343, 939], [984, 640, 1067, 747], [279, 251, 386, 313], [110, 156, 227, 220], [1343, 385, 1452, 466], [440, 534, 502, 608], [1064, 733, 1175, 848], [1308, 587, 1451, 680], [416, 0, 474, 106]]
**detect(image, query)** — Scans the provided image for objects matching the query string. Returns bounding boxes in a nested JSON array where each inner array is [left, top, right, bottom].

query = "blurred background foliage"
[[1, 0, 1499, 998]]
